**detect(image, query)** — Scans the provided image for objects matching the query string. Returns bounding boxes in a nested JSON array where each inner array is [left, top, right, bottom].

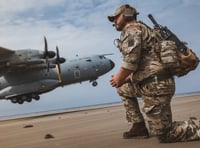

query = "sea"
[[0, 91, 199, 121]]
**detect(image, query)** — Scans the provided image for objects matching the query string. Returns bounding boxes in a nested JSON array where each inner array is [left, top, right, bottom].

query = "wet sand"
[[0, 94, 200, 148]]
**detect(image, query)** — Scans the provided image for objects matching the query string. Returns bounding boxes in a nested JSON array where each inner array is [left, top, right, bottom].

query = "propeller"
[[55, 46, 66, 83], [44, 36, 56, 58], [43, 36, 56, 72]]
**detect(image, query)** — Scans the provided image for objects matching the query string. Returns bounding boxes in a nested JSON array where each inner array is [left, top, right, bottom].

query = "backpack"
[[147, 14, 199, 77], [158, 36, 199, 77], [157, 32, 199, 77]]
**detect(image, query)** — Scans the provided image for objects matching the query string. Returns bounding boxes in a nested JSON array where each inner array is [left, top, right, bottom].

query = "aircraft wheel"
[[26, 98, 32, 102], [11, 98, 18, 104], [92, 81, 98, 87], [33, 95, 40, 101], [18, 99, 24, 104]]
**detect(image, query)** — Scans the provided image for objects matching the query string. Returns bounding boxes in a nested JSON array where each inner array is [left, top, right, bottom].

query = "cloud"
[[0, 0, 118, 56]]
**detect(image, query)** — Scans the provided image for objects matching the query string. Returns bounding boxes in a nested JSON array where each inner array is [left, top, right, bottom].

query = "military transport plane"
[[0, 37, 115, 104]]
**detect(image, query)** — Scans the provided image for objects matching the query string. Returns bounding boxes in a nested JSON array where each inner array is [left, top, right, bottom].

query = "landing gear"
[[33, 95, 40, 101], [11, 98, 18, 104], [26, 98, 32, 102], [18, 99, 24, 104], [92, 81, 98, 87], [9, 94, 40, 104]]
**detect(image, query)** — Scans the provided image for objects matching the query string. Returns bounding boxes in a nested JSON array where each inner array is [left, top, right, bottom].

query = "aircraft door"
[[74, 69, 80, 79]]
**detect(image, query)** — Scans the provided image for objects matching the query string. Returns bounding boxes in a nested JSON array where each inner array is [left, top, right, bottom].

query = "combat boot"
[[123, 122, 149, 139]]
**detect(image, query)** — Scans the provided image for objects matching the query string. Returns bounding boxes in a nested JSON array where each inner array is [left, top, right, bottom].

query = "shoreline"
[[0, 102, 122, 122], [1, 92, 200, 121]]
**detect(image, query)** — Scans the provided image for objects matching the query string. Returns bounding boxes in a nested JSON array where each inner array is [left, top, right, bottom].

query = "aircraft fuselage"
[[0, 54, 114, 104]]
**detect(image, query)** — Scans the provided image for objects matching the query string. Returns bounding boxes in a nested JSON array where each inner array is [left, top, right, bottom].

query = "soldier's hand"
[[110, 67, 133, 88], [110, 74, 123, 88]]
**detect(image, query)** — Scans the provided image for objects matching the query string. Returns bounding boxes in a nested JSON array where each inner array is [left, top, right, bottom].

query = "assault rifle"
[[148, 14, 188, 55]]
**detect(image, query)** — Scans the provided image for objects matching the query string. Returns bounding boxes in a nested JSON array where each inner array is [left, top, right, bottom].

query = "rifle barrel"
[[148, 14, 159, 27]]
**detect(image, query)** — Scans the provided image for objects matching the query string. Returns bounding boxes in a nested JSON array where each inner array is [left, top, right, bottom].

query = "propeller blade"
[[44, 36, 56, 72], [44, 36, 56, 58], [44, 36, 49, 72], [56, 46, 62, 83], [56, 64, 62, 83], [44, 36, 48, 56], [56, 46, 60, 60]]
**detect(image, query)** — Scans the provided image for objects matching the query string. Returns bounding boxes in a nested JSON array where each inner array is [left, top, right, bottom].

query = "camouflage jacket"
[[118, 21, 166, 82]]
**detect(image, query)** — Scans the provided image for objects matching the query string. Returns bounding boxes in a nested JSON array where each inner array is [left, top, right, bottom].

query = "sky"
[[0, 0, 200, 117]]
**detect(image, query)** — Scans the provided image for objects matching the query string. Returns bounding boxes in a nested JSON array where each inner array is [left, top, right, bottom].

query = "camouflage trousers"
[[117, 82, 145, 123], [159, 117, 200, 143], [117, 76, 200, 142]]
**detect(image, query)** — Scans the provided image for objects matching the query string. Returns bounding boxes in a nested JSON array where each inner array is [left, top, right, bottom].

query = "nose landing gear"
[[92, 81, 98, 87]]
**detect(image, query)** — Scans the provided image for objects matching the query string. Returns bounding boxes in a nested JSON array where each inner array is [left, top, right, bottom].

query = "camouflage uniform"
[[116, 21, 200, 142], [159, 117, 200, 142]]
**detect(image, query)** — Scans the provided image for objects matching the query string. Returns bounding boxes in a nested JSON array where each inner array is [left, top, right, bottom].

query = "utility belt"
[[139, 74, 172, 86]]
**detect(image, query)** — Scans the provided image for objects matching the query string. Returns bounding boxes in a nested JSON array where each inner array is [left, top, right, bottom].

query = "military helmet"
[[108, 4, 139, 22]]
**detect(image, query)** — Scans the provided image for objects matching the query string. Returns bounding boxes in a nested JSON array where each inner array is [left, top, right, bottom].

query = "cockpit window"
[[99, 56, 105, 59], [86, 59, 92, 62]]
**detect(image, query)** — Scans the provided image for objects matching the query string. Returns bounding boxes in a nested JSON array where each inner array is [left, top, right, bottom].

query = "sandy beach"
[[0, 94, 200, 148]]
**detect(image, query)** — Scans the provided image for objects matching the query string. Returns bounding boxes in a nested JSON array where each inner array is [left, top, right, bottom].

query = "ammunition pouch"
[[160, 40, 179, 68]]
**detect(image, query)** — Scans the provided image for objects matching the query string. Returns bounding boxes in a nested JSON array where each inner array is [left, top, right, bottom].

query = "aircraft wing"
[[0, 59, 52, 75], [0, 47, 53, 75], [0, 46, 15, 55]]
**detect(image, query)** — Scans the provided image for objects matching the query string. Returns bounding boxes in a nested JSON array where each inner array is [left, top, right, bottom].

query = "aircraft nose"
[[109, 59, 115, 69]]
